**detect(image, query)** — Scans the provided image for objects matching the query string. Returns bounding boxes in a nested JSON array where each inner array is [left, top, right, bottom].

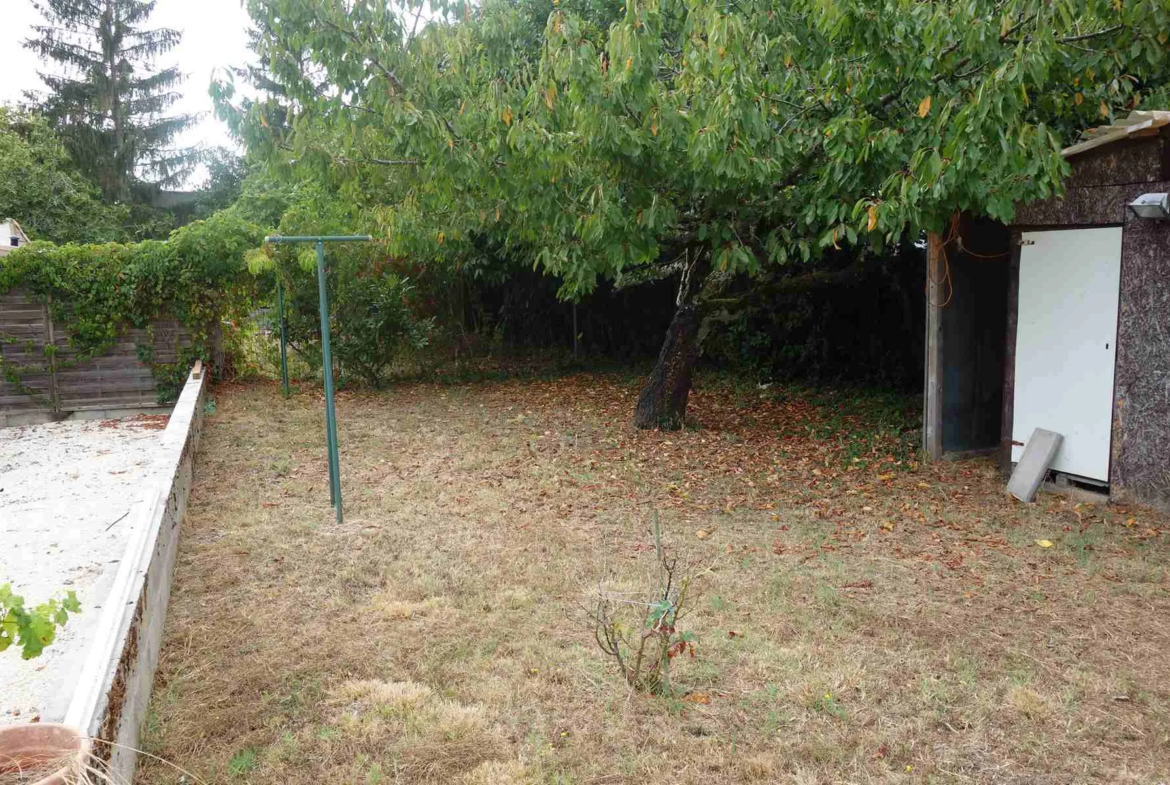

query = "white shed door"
[[1011, 228, 1122, 481]]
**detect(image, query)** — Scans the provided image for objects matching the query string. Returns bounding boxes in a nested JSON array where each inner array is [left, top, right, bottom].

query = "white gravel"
[[0, 417, 166, 724]]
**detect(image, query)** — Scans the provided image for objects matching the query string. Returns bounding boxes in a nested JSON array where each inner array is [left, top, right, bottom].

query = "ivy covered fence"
[[0, 212, 262, 417]]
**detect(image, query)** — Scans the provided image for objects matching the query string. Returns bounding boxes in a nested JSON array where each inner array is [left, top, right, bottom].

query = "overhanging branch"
[[317, 16, 405, 93], [1003, 24, 1124, 45], [703, 254, 877, 310], [877, 12, 1038, 110]]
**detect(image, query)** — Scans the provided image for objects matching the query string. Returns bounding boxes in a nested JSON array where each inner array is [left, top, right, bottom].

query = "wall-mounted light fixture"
[[1128, 193, 1170, 220]]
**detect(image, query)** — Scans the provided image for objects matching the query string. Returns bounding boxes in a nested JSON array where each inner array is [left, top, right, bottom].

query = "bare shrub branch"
[[589, 512, 706, 696]]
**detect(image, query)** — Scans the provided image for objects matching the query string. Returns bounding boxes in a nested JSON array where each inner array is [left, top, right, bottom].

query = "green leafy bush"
[[244, 183, 434, 388], [0, 584, 81, 660], [258, 245, 433, 389], [0, 108, 129, 244], [328, 272, 433, 388]]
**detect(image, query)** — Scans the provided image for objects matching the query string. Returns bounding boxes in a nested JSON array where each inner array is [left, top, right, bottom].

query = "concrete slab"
[[1008, 428, 1064, 502], [0, 416, 166, 723]]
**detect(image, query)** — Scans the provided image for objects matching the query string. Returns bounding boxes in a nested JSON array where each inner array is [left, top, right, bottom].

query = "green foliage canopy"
[[227, 0, 1170, 299]]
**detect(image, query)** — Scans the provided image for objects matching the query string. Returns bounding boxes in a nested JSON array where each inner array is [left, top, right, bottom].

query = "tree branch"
[[317, 16, 405, 93], [1003, 24, 1123, 45], [338, 154, 421, 167], [277, 141, 420, 167], [877, 11, 1037, 109], [406, 4, 425, 48], [705, 254, 878, 310]]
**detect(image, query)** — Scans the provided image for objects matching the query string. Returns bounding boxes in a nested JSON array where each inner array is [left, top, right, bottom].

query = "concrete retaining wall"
[[63, 364, 207, 782]]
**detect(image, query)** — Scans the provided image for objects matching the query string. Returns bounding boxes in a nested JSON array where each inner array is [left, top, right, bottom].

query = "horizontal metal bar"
[[264, 235, 373, 243]]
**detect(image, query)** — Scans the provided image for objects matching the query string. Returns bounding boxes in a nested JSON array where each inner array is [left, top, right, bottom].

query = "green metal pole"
[[316, 240, 343, 524], [277, 277, 290, 398], [266, 233, 368, 525]]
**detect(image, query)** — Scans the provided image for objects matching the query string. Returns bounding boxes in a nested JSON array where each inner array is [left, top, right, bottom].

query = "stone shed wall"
[[1013, 128, 1170, 510]]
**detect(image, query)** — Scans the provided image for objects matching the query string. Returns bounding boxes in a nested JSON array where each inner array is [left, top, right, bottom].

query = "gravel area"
[[0, 416, 167, 724]]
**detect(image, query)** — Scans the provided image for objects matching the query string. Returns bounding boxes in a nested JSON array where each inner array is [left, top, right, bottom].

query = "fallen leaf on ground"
[[1035, 539, 1053, 548]]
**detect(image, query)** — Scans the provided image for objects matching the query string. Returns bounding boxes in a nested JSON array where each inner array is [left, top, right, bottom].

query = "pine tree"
[[24, 0, 199, 203]]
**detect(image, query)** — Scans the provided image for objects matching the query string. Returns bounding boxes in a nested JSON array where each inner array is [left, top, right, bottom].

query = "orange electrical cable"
[[926, 213, 1013, 309], [951, 212, 1011, 259], [935, 241, 954, 307], [957, 243, 1012, 260]]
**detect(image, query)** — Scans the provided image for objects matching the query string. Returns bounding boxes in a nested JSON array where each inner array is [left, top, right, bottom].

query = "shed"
[[924, 110, 1170, 510]]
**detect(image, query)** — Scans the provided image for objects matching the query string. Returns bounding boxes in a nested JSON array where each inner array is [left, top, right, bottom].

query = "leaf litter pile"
[[139, 373, 1170, 784]]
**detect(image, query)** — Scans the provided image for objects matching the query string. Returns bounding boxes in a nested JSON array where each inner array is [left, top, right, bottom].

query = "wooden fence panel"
[[0, 289, 54, 413], [0, 290, 193, 417], [55, 333, 159, 410]]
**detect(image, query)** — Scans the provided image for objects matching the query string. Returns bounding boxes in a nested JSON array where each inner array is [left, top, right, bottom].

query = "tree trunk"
[[633, 301, 702, 430], [630, 249, 879, 429]]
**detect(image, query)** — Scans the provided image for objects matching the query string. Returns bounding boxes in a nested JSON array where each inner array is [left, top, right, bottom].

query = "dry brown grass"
[[137, 373, 1170, 784]]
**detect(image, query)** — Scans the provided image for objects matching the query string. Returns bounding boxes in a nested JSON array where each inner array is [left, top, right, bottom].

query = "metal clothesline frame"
[[265, 234, 372, 525]]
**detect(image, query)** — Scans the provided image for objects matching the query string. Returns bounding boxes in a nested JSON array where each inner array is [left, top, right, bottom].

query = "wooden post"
[[210, 321, 226, 380], [1000, 239, 1021, 475], [43, 297, 60, 414], [572, 303, 579, 360], [923, 230, 944, 460]]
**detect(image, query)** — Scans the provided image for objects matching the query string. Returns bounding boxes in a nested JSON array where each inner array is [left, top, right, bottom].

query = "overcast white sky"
[[1, 0, 256, 186]]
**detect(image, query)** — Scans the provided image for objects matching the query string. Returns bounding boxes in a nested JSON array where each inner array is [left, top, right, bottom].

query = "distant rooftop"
[[0, 218, 30, 257]]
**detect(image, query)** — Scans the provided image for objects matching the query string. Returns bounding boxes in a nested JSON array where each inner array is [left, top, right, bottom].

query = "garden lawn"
[[138, 373, 1170, 785]]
